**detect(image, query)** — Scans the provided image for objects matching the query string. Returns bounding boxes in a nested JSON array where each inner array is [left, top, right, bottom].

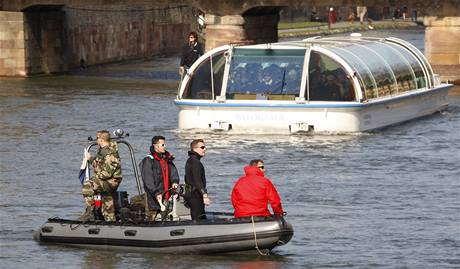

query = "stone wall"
[[24, 10, 66, 75], [425, 16, 460, 82], [63, 5, 196, 69], [205, 13, 279, 51], [0, 4, 197, 76], [0, 11, 25, 76]]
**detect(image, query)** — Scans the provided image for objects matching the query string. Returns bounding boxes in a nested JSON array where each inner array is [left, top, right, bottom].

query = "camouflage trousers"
[[82, 181, 116, 221]]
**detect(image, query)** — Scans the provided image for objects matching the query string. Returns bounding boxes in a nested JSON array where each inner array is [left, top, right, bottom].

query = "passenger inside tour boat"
[[245, 63, 264, 91], [183, 48, 359, 102], [226, 49, 305, 100], [323, 72, 342, 100], [282, 65, 302, 94], [308, 52, 355, 101], [259, 64, 284, 93]]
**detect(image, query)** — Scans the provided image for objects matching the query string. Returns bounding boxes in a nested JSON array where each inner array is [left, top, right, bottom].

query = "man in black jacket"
[[179, 31, 204, 76], [140, 136, 179, 220], [185, 139, 211, 220]]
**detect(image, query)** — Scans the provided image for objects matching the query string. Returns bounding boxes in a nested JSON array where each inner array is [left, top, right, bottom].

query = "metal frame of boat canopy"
[[177, 36, 439, 103]]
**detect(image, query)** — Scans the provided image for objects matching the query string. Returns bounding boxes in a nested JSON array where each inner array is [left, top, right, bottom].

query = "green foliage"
[[278, 21, 326, 30]]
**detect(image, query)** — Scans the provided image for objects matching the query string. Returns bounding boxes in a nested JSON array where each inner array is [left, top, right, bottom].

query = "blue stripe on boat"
[[175, 85, 451, 109]]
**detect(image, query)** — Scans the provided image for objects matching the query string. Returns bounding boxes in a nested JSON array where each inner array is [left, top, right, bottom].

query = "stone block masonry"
[[64, 5, 196, 69], [205, 13, 280, 52], [425, 16, 460, 83], [0, 4, 197, 76], [0, 11, 26, 76]]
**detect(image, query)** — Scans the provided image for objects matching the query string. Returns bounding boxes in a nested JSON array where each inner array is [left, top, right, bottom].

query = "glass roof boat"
[[174, 36, 452, 133]]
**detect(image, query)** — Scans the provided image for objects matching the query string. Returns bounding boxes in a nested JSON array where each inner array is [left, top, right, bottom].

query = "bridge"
[[0, 0, 459, 82]]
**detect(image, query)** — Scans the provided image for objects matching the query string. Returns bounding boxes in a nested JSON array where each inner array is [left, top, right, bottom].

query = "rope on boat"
[[251, 216, 269, 256]]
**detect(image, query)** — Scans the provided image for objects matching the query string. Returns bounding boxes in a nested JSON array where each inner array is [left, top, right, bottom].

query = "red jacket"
[[231, 166, 284, 218]]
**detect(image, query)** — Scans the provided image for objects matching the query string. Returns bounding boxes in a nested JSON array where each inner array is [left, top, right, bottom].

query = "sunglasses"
[[258, 166, 265, 169], [200, 146, 206, 149]]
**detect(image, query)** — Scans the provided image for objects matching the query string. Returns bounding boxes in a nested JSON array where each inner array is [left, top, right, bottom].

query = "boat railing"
[[85, 131, 143, 196]]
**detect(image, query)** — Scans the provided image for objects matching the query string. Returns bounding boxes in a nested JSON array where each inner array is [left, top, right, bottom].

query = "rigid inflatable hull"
[[34, 217, 293, 253]]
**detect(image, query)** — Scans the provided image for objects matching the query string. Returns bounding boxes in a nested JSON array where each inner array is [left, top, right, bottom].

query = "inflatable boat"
[[34, 132, 293, 253], [33, 214, 293, 253]]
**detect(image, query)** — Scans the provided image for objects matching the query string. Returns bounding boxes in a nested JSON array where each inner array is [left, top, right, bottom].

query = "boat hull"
[[34, 216, 293, 254], [175, 85, 451, 133]]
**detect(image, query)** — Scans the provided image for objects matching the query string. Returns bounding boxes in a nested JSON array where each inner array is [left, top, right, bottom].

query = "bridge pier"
[[0, 9, 66, 76], [204, 13, 279, 51], [0, 11, 26, 76], [24, 8, 67, 75], [425, 16, 460, 83]]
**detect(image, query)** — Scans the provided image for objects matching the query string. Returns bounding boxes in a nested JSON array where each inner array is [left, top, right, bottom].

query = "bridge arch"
[[22, 4, 67, 75]]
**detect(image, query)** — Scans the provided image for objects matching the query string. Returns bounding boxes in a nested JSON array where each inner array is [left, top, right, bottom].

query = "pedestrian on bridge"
[[328, 7, 337, 30]]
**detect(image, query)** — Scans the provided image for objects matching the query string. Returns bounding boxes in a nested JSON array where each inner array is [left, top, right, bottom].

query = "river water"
[[0, 29, 459, 269]]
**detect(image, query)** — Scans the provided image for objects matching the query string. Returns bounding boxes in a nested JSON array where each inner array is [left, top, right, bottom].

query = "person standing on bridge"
[[179, 31, 204, 77]]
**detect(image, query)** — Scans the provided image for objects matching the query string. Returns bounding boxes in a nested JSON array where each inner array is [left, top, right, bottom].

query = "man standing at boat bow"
[[140, 136, 180, 220], [179, 31, 203, 77], [231, 159, 284, 218]]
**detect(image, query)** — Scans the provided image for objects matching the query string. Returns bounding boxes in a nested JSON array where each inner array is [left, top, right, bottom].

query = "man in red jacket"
[[231, 159, 284, 218]]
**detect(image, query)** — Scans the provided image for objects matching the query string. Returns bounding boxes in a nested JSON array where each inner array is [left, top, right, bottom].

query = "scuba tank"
[[93, 193, 104, 221]]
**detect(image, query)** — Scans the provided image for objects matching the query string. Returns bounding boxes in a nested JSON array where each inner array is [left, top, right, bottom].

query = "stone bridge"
[[0, 0, 459, 81]]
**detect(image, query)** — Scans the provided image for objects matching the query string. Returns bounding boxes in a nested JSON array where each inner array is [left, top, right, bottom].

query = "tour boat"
[[174, 36, 452, 133], [34, 134, 293, 253]]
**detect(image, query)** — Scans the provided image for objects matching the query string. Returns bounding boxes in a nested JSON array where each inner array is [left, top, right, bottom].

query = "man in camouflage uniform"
[[79, 130, 123, 221]]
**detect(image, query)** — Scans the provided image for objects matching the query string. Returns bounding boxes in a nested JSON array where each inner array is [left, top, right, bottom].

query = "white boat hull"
[[175, 85, 450, 133]]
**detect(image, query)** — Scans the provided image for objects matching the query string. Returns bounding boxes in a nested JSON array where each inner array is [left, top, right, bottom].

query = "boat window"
[[307, 51, 355, 101], [225, 48, 305, 100], [347, 44, 397, 99], [368, 42, 419, 95], [390, 44, 427, 89], [328, 47, 375, 100], [329, 41, 428, 101], [182, 52, 225, 99], [391, 39, 433, 88]]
